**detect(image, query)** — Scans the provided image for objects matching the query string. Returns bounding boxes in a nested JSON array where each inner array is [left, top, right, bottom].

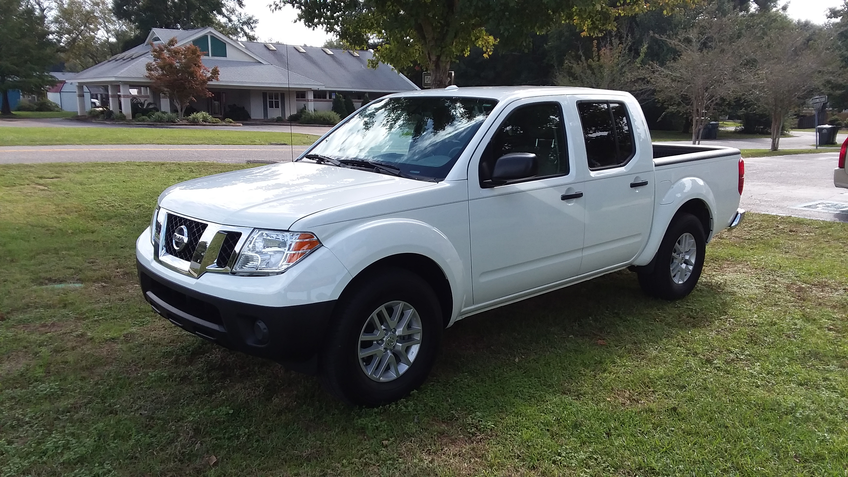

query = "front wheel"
[[638, 213, 706, 300], [321, 268, 443, 406]]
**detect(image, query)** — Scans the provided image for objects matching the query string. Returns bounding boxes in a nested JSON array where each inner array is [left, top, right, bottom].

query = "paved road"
[[0, 144, 308, 164], [1, 120, 846, 223]]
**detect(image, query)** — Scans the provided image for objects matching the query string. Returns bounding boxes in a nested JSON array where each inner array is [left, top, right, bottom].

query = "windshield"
[[304, 96, 498, 181]]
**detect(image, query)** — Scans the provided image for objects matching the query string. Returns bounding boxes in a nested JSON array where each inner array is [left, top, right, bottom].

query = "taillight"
[[839, 138, 847, 169], [738, 158, 745, 195]]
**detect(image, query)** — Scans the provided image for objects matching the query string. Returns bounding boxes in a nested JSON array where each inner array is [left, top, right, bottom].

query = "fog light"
[[253, 320, 269, 345]]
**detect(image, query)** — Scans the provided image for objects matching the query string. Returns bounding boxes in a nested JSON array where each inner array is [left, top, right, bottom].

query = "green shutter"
[[210, 36, 227, 57], [192, 37, 209, 55]]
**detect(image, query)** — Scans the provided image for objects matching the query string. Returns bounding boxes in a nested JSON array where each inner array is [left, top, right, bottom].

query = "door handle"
[[561, 192, 583, 201], [630, 180, 649, 188]]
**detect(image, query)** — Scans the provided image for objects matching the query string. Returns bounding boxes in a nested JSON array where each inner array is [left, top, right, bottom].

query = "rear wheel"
[[638, 213, 706, 300], [321, 268, 443, 406]]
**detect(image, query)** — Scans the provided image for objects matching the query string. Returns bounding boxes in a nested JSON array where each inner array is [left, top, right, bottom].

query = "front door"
[[468, 100, 585, 305], [266, 92, 282, 119]]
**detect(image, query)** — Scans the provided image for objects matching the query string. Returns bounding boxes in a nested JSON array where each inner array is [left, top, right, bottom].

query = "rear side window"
[[577, 101, 635, 170]]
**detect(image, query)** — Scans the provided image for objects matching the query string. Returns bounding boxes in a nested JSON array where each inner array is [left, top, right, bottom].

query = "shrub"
[[15, 99, 37, 111], [828, 118, 843, 128], [88, 108, 106, 119], [149, 111, 179, 123], [113, 112, 126, 121], [275, 116, 285, 122], [300, 110, 340, 125], [287, 105, 307, 122], [134, 114, 148, 122], [224, 118, 234, 124], [224, 104, 250, 121], [332, 93, 348, 118], [344, 95, 355, 116], [131, 98, 158, 117], [103, 109, 115, 120], [186, 111, 216, 123]]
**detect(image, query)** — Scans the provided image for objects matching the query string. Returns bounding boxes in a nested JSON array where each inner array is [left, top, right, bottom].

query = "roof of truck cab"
[[383, 86, 635, 102]]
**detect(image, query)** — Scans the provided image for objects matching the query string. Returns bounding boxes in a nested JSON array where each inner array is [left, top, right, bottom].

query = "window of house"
[[314, 91, 328, 99], [295, 91, 306, 99], [577, 101, 635, 170], [191, 35, 227, 57], [210, 36, 227, 57], [267, 92, 280, 109], [479, 102, 568, 186], [191, 37, 209, 55]]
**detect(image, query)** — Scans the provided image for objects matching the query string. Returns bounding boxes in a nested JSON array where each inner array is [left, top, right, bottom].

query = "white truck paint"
[[136, 86, 745, 405]]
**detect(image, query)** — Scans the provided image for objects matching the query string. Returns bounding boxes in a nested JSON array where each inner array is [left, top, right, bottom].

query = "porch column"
[[285, 90, 296, 118], [159, 92, 170, 113], [120, 83, 132, 117], [108, 84, 119, 110], [75, 84, 86, 116], [306, 90, 314, 112]]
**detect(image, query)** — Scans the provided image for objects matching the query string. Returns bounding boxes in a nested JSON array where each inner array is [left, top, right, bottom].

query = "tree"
[[113, 0, 257, 50], [272, 0, 694, 89], [746, 15, 828, 150], [555, 37, 647, 98], [0, 0, 57, 115], [649, 12, 746, 144], [145, 38, 219, 117], [51, 0, 135, 71]]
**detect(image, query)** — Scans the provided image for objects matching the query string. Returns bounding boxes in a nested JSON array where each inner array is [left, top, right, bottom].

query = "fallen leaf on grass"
[[208, 455, 218, 467]]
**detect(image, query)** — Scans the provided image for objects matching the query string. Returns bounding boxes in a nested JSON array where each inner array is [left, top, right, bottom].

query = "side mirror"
[[491, 152, 538, 183]]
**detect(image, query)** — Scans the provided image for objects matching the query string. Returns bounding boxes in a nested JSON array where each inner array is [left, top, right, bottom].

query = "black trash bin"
[[700, 121, 719, 140], [816, 125, 839, 145]]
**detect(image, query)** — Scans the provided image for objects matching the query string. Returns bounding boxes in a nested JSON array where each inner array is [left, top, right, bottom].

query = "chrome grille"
[[164, 214, 208, 261], [216, 232, 242, 268]]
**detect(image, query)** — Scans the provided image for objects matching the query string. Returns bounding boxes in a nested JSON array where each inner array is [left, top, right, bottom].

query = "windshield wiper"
[[303, 154, 342, 166], [338, 158, 408, 178]]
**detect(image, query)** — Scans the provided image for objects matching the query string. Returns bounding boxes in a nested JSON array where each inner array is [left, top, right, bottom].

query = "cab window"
[[479, 102, 568, 186], [577, 101, 635, 170]]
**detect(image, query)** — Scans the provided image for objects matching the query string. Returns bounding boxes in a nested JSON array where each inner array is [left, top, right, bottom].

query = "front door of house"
[[266, 92, 282, 119]]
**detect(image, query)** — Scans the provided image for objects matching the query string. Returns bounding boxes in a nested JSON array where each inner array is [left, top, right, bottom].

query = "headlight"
[[233, 230, 321, 275], [150, 206, 161, 245]]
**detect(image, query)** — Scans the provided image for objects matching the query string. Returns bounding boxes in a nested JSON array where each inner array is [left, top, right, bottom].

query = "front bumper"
[[138, 259, 336, 372]]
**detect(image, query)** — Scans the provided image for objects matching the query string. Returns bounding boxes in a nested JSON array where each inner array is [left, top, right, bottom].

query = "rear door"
[[468, 99, 586, 304], [573, 99, 655, 274]]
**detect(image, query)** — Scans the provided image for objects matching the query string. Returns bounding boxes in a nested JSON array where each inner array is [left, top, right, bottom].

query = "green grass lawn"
[[1, 163, 847, 475], [0, 111, 78, 119], [651, 129, 774, 141], [0, 127, 319, 146]]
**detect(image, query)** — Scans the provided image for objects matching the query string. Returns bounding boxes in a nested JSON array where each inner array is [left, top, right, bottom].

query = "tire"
[[638, 213, 706, 301], [320, 268, 443, 406]]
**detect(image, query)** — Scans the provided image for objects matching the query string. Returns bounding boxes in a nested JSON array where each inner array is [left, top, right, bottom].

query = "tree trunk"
[[427, 57, 452, 89], [1, 89, 12, 116], [770, 115, 782, 151]]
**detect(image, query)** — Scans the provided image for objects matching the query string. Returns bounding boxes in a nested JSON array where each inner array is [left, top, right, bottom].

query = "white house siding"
[[249, 91, 264, 119]]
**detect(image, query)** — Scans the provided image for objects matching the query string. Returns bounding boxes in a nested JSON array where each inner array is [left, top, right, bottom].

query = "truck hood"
[[158, 162, 432, 229]]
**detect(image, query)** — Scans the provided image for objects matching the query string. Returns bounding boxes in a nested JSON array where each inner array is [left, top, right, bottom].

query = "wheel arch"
[[633, 196, 713, 269], [339, 254, 454, 329]]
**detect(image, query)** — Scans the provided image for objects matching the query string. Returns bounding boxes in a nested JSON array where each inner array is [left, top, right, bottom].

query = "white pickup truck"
[[136, 86, 745, 406]]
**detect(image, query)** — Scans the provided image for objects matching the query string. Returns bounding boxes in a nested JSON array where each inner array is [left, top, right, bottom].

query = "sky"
[[242, 0, 846, 47]]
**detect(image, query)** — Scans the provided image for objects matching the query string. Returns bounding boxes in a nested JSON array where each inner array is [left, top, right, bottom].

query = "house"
[[71, 27, 419, 119]]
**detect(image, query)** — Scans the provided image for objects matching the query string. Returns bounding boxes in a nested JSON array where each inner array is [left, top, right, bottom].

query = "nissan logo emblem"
[[172, 225, 189, 252]]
